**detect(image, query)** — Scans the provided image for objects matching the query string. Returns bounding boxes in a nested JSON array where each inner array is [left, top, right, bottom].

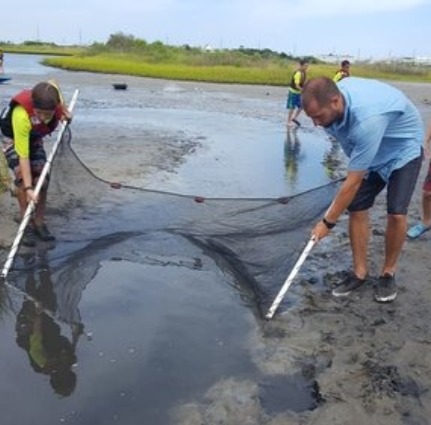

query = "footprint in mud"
[[258, 371, 324, 414]]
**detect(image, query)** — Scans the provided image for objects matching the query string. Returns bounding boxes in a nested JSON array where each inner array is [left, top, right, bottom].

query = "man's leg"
[[383, 214, 407, 276], [407, 159, 431, 238], [332, 210, 370, 297], [349, 210, 369, 280], [420, 161, 431, 227], [384, 154, 422, 274], [376, 154, 422, 302], [422, 190, 431, 226], [332, 174, 385, 297]]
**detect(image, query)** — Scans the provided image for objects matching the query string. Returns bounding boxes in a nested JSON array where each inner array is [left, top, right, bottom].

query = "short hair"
[[302, 77, 341, 108], [341, 60, 350, 67], [32, 82, 61, 111], [299, 59, 308, 66]]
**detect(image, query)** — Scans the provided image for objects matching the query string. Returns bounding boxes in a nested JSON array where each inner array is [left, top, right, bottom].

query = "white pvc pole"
[[265, 236, 316, 319], [1, 89, 79, 281]]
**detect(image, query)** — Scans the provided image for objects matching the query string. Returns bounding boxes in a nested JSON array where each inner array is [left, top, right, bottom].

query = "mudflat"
[[1, 72, 431, 424]]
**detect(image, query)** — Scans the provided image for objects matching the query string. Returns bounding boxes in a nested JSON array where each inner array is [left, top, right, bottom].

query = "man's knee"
[[387, 214, 406, 226]]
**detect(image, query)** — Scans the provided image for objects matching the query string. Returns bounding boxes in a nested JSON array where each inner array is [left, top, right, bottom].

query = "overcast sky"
[[1, 0, 430, 59]]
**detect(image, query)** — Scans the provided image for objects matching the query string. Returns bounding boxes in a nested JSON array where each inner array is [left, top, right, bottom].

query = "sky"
[[1, 0, 431, 60]]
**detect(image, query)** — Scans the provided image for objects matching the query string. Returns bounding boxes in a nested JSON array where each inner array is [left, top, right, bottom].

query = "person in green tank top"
[[286, 59, 309, 128], [333, 60, 351, 83]]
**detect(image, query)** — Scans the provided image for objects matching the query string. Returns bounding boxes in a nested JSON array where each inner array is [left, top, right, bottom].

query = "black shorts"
[[348, 154, 423, 215]]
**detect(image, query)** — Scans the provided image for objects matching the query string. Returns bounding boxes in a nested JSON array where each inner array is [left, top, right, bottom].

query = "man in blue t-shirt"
[[302, 77, 424, 303]]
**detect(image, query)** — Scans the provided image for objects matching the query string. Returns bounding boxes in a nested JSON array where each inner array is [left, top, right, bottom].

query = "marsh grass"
[[44, 54, 297, 85], [2, 36, 431, 85], [44, 54, 431, 85], [0, 41, 83, 56]]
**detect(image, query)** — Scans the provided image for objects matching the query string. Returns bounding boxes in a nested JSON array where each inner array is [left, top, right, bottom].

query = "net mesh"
[[4, 128, 342, 319]]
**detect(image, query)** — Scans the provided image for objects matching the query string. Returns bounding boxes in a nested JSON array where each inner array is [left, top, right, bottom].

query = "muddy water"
[[0, 54, 339, 425]]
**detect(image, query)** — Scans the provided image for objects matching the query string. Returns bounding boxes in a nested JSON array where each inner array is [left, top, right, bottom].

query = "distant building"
[[203, 44, 214, 52], [383, 56, 431, 65], [315, 53, 355, 64], [415, 56, 431, 65]]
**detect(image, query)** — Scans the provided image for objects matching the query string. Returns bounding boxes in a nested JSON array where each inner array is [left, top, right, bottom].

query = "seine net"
[[4, 128, 342, 320]]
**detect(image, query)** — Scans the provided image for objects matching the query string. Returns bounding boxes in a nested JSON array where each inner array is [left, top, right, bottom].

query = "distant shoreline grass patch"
[[44, 54, 431, 86]]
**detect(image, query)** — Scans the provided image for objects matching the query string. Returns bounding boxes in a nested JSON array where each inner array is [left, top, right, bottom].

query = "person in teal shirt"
[[302, 77, 423, 303]]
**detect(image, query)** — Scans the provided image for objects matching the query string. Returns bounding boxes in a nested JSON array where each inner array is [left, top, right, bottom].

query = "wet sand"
[[1, 73, 431, 424]]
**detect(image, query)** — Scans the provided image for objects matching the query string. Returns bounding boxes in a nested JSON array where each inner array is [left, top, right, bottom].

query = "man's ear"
[[331, 95, 342, 110]]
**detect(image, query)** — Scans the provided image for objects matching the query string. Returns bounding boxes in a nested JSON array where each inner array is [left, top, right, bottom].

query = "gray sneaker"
[[332, 272, 366, 297], [374, 274, 397, 303]]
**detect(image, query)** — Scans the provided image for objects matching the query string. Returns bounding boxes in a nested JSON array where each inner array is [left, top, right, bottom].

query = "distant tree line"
[[86, 32, 321, 67]]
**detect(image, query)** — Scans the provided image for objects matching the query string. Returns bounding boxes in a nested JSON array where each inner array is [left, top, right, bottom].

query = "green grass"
[[44, 54, 431, 85], [0, 43, 83, 56], [44, 54, 297, 85], [2, 37, 431, 85]]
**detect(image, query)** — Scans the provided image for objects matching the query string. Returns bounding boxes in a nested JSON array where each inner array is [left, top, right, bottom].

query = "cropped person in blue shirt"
[[302, 77, 424, 303]]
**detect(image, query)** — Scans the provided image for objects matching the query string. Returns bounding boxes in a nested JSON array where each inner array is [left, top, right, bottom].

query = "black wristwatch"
[[322, 217, 336, 229]]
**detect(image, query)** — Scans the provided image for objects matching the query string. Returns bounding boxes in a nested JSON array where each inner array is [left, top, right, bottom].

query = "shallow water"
[[2, 256, 255, 424], [0, 53, 57, 75], [0, 53, 341, 424], [76, 106, 336, 197]]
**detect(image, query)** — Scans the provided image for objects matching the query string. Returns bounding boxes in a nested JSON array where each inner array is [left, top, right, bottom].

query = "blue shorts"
[[286, 91, 301, 110], [348, 154, 423, 215], [4, 139, 48, 187]]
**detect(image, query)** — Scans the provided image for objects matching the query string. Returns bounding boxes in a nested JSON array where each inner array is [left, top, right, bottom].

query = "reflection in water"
[[8, 232, 141, 398], [284, 129, 346, 186], [322, 137, 344, 179], [14, 254, 83, 397], [0, 283, 12, 320], [284, 128, 302, 184]]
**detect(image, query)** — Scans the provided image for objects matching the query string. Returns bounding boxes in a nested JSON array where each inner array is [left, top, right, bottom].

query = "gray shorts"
[[348, 154, 423, 215], [3, 138, 48, 187]]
